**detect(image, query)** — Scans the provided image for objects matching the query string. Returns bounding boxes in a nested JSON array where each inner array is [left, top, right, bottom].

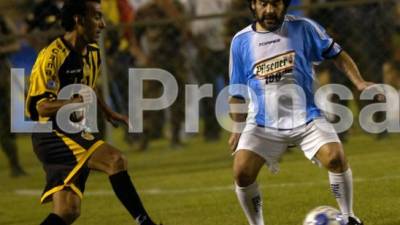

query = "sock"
[[235, 182, 264, 225], [40, 213, 66, 225], [109, 171, 155, 225], [329, 168, 354, 223]]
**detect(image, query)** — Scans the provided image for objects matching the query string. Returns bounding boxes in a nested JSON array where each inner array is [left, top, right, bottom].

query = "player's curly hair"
[[247, 0, 292, 11], [61, 0, 101, 31]]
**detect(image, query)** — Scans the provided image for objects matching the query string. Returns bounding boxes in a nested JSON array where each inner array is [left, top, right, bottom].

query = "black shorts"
[[32, 130, 104, 203]]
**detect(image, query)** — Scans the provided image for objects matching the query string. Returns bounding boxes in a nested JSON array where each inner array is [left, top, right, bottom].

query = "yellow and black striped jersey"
[[26, 36, 101, 121]]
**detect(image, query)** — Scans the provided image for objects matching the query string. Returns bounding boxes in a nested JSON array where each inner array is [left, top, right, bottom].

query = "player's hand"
[[356, 81, 386, 102], [356, 81, 374, 92], [106, 112, 132, 129], [228, 133, 241, 152]]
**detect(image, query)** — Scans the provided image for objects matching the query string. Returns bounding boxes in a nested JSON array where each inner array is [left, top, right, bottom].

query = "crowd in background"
[[0, 0, 399, 174]]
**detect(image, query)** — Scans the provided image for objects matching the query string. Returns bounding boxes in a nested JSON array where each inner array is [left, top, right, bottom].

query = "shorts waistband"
[[256, 119, 314, 131]]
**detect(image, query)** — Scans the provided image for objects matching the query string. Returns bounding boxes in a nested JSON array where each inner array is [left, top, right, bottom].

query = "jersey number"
[[265, 73, 283, 85]]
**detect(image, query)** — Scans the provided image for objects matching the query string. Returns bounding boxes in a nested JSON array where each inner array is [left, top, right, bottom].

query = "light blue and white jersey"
[[229, 15, 342, 129]]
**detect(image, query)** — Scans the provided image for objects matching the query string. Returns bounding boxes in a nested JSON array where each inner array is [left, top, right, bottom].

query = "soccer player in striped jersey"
[[26, 1, 159, 224]]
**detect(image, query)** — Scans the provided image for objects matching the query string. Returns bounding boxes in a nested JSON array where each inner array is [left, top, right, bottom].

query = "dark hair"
[[61, 0, 100, 31], [284, 0, 292, 7], [247, 0, 292, 11]]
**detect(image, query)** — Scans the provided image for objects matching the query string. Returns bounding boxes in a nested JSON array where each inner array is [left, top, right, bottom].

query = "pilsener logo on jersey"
[[253, 51, 295, 84]]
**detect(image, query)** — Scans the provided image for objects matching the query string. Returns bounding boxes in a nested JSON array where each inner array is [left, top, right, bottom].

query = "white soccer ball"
[[303, 206, 346, 225]]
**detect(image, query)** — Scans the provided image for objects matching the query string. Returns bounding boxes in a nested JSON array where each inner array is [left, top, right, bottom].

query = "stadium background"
[[0, 0, 399, 224]]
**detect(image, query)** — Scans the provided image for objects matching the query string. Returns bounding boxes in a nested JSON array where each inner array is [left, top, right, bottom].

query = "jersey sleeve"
[[25, 48, 60, 120], [229, 38, 248, 99], [305, 20, 342, 62]]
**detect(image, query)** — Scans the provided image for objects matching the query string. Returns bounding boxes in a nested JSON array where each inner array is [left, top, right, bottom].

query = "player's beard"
[[256, 13, 285, 32]]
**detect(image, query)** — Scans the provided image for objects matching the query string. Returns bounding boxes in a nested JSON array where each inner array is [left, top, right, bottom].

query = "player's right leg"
[[88, 143, 158, 225], [41, 189, 81, 225], [233, 125, 288, 225], [234, 150, 265, 225]]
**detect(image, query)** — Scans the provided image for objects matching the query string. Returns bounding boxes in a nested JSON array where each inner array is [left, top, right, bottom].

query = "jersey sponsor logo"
[[45, 48, 59, 90], [56, 43, 64, 51], [259, 39, 280, 47], [253, 51, 295, 84], [45, 48, 60, 77], [66, 69, 82, 74]]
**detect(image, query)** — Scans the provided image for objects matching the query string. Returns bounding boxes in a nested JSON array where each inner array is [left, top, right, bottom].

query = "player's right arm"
[[228, 96, 248, 152], [228, 36, 248, 152], [26, 43, 81, 121], [36, 97, 82, 118]]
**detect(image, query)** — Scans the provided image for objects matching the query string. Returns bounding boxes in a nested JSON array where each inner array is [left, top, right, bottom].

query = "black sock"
[[40, 213, 66, 225], [109, 171, 155, 225]]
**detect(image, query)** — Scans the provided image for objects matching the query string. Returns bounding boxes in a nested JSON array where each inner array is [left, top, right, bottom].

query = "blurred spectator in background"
[[309, 3, 352, 141], [224, 0, 252, 47], [383, 1, 400, 89], [26, 0, 64, 32], [382, 2, 400, 129], [182, 0, 231, 141], [25, 0, 64, 50], [129, 0, 151, 11], [0, 14, 27, 177], [101, 0, 138, 144], [383, 37, 400, 89], [134, 0, 187, 149], [310, 0, 394, 140]]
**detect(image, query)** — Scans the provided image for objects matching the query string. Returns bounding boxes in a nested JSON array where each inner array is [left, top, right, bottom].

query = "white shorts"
[[234, 118, 340, 173]]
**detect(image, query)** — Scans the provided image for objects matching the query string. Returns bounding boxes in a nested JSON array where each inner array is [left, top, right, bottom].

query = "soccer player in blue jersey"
[[228, 0, 371, 224]]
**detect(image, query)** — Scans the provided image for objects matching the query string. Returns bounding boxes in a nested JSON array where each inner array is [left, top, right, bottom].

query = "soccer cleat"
[[346, 217, 364, 225]]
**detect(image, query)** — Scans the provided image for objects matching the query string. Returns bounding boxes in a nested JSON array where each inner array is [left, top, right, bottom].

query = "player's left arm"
[[306, 19, 380, 93], [332, 51, 371, 91], [95, 88, 130, 128], [93, 51, 130, 128]]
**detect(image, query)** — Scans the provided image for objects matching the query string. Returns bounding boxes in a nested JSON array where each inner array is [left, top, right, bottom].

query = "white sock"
[[329, 168, 355, 223], [235, 182, 264, 225]]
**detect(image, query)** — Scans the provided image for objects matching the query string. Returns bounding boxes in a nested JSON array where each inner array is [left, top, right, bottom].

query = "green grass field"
[[0, 130, 399, 225]]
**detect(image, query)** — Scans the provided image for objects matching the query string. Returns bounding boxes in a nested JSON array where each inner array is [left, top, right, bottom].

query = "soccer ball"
[[303, 206, 346, 225]]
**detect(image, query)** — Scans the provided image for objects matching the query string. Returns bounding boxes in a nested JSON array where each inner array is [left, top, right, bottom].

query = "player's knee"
[[326, 152, 346, 172], [109, 152, 128, 173], [234, 170, 256, 187]]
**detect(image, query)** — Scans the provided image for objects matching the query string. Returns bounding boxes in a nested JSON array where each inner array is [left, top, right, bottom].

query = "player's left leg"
[[88, 143, 159, 225], [299, 118, 363, 225], [315, 143, 363, 225]]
